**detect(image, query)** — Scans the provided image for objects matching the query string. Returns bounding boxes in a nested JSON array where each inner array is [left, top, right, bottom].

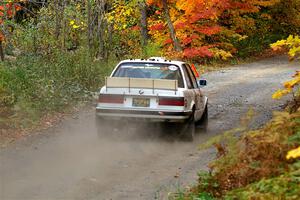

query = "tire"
[[161, 116, 195, 141], [180, 112, 195, 141], [196, 105, 208, 131]]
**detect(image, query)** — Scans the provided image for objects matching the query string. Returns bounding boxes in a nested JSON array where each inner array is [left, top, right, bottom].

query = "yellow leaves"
[[271, 35, 300, 58], [69, 20, 84, 30], [211, 49, 233, 60], [175, 0, 198, 16], [271, 35, 300, 50], [270, 39, 286, 51], [72, 25, 80, 29], [289, 46, 300, 57], [284, 76, 300, 89], [238, 35, 248, 41], [169, 6, 180, 22], [107, 15, 114, 23], [286, 146, 300, 160], [272, 73, 299, 100], [272, 89, 291, 99], [107, 2, 138, 31], [124, 9, 131, 16], [272, 36, 300, 100], [287, 35, 300, 44]]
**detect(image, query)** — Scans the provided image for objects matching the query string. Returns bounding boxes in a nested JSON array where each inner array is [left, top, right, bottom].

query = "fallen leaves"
[[286, 146, 300, 160]]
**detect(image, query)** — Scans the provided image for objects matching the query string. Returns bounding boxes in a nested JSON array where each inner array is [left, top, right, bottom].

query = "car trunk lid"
[[105, 77, 179, 94]]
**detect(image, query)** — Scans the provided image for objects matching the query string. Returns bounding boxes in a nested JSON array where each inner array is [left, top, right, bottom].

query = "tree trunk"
[[107, 23, 113, 60], [54, 0, 61, 40], [0, 41, 4, 61], [139, 0, 149, 47], [87, 0, 93, 52], [54, 0, 66, 49], [33, 17, 38, 54], [96, 0, 106, 60], [162, 0, 182, 51], [97, 14, 104, 59]]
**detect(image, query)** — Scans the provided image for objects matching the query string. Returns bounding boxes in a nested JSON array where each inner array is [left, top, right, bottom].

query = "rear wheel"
[[180, 112, 195, 141], [196, 105, 208, 131], [161, 118, 194, 141]]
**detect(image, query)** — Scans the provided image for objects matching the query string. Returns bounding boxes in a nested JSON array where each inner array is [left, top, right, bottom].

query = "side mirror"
[[199, 79, 207, 86]]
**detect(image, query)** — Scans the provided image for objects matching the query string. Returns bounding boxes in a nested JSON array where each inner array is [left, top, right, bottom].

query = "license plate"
[[132, 98, 150, 107]]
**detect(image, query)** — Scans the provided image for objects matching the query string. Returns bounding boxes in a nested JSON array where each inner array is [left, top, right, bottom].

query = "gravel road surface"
[[0, 56, 298, 200]]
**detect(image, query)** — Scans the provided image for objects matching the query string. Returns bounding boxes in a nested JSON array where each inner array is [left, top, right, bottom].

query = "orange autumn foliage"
[[147, 0, 280, 60], [0, 0, 25, 41]]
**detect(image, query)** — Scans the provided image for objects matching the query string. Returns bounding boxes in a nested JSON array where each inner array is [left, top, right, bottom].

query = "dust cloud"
[[1, 110, 203, 199], [1, 56, 297, 199]]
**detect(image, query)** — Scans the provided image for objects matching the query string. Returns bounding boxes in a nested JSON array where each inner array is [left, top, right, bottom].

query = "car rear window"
[[113, 63, 184, 88]]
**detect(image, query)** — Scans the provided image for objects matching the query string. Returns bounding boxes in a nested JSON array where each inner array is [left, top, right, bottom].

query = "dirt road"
[[0, 56, 298, 200]]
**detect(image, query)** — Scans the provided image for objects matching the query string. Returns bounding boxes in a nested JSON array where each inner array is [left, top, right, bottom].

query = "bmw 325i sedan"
[[96, 58, 208, 140]]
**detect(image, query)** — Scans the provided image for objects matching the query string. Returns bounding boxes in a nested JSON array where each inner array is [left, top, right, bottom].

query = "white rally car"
[[96, 58, 208, 140]]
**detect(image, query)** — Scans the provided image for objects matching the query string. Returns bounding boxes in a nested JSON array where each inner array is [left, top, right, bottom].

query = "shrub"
[[225, 161, 300, 200], [176, 109, 300, 200], [0, 48, 116, 128]]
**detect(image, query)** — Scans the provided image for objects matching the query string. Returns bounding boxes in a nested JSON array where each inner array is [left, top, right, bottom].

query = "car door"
[[181, 64, 197, 112], [184, 64, 204, 121]]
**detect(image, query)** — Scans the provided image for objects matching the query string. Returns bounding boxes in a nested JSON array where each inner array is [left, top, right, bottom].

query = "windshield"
[[113, 63, 184, 88]]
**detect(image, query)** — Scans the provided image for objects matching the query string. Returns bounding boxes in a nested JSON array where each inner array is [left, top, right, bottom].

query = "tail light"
[[98, 94, 124, 104], [159, 97, 185, 106]]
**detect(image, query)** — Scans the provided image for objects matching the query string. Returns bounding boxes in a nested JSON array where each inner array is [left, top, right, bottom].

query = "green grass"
[[0, 48, 116, 129]]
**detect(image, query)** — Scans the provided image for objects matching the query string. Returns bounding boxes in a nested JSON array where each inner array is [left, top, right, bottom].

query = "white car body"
[[96, 58, 208, 124]]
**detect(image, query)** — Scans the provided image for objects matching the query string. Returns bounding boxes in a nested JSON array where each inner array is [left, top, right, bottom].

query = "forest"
[[0, 0, 299, 61], [0, 1, 300, 199]]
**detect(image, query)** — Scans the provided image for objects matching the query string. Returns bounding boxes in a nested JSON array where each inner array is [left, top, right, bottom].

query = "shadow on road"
[[95, 121, 209, 143]]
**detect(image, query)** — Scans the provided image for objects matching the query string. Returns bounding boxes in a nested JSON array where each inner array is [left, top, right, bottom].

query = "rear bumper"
[[96, 108, 192, 122]]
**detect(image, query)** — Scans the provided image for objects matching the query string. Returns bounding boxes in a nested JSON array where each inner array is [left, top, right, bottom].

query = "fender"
[[194, 96, 208, 121], [203, 96, 208, 108]]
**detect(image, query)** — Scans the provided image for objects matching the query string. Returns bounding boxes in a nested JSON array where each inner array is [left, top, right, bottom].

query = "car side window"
[[185, 64, 198, 89], [182, 65, 193, 89]]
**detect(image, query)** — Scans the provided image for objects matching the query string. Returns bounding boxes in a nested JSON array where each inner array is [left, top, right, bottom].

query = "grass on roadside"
[[0, 48, 116, 133]]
